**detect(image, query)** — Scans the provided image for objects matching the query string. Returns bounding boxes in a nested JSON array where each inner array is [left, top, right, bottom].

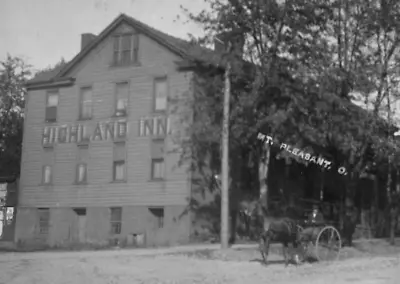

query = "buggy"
[[259, 199, 342, 264]]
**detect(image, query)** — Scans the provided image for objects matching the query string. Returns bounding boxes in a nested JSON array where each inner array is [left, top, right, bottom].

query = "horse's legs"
[[282, 242, 289, 267], [260, 232, 270, 264], [229, 209, 238, 245], [244, 216, 251, 240]]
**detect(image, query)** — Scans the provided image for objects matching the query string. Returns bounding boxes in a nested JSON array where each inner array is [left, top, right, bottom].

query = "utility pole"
[[220, 40, 232, 249]]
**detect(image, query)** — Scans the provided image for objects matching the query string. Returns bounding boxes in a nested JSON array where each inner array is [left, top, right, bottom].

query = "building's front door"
[[74, 208, 87, 243]]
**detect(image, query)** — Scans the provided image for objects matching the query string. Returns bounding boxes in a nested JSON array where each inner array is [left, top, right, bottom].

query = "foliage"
[[34, 57, 66, 78], [177, 1, 335, 189], [0, 55, 31, 177], [177, 0, 400, 198]]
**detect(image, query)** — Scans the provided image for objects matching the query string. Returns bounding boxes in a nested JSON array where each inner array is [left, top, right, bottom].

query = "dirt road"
[[0, 244, 399, 284]]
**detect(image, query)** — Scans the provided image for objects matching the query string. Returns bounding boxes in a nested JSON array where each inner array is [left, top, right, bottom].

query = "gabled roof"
[[27, 13, 220, 86]]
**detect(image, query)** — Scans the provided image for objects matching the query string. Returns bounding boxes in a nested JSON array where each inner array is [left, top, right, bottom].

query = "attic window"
[[113, 34, 139, 66]]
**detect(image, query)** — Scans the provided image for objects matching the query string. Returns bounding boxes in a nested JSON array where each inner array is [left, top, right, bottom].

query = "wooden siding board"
[[19, 182, 187, 207], [20, 22, 193, 207]]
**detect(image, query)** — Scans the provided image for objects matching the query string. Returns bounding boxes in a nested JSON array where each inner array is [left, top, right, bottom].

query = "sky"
[[0, 0, 208, 72]]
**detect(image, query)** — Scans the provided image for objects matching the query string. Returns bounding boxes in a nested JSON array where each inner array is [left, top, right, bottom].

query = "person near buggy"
[[343, 200, 358, 247], [300, 204, 325, 241]]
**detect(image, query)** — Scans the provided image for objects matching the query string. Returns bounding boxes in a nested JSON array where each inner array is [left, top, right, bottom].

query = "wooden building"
[[15, 14, 221, 247]]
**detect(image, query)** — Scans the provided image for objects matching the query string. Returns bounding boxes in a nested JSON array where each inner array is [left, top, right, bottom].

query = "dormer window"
[[113, 34, 139, 66]]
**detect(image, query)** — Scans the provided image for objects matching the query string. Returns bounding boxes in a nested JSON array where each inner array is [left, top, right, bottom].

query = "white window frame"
[[76, 163, 87, 184], [153, 78, 167, 112], [79, 87, 93, 120], [115, 82, 129, 117], [42, 165, 52, 184], [113, 34, 139, 65]]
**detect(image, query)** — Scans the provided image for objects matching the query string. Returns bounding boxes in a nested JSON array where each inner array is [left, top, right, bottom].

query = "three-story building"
[[15, 14, 220, 247]]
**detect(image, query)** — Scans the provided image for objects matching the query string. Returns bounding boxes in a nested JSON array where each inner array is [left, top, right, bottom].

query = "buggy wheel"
[[315, 226, 341, 262]]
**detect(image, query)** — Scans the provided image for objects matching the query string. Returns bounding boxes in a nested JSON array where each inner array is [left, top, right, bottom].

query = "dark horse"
[[252, 198, 306, 266], [239, 195, 305, 266], [259, 216, 303, 266]]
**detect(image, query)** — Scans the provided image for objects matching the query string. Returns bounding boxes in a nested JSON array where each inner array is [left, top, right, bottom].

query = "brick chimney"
[[214, 30, 245, 58], [81, 33, 97, 50]]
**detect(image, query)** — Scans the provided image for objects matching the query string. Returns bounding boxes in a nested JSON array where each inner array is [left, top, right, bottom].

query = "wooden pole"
[[221, 43, 231, 249]]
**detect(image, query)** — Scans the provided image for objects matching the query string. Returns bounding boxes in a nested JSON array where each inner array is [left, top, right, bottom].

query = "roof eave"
[[175, 57, 227, 71], [26, 77, 75, 91]]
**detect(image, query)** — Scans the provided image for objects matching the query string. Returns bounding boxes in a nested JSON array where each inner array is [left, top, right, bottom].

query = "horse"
[[259, 216, 304, 266], [237, 191, 306, 266]]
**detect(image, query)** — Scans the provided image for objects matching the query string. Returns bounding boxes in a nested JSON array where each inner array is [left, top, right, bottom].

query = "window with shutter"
[[79, 87, 93, 120], [110, 207, 122, 234], [42, 165, 52, 184], [113, 142, 126, 181], [115, 82, 129, 117], [38, 208, 50, 235], [45, 92, 58, 122], [150, 139, 165, 180], [113, 34, 139, 66], [42, 148, 54, 185], [75, 145, 89, 184], [76, 163, 87, 183], [153, 78, 167, 112]]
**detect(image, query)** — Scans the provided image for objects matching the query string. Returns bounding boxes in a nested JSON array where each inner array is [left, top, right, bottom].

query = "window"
[[151, 139, 165, 180], [76, 163, 87, 183], [113, 34, 139, 65], [42, 148, 54, 184], [38, 208, 50, 235], [76, 145, 89, 184], [113, 161, 125, 181], [115, 82, 129, 117], [79, 87, 92, 120], [110, 207, 122, 234], [113, 142, 126, 181], [151, 159, 165, 180], [42, 165, 52, 184], [149, 207, 164, 229], [45, 91, 58, 122], [154, 78, 167, 112]]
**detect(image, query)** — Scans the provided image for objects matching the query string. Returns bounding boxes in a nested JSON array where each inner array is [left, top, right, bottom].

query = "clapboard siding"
[[20, 22, 193, 207], [19, 182, 188, 207]]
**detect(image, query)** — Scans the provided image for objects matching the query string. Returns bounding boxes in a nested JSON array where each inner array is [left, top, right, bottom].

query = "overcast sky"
[[0, 0, 208, 72]]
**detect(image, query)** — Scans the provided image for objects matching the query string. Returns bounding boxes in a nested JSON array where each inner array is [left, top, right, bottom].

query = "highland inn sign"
[[42, 116, 171, 146], [42, 119, 128, 146]]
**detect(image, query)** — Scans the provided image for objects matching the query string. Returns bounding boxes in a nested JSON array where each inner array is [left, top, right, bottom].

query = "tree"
[[179, 0, 346, 234], [179, 0, 400, 242], [34, 57, 66, 78], [0, 55, 31, 178], [325, 0, 400, 239]]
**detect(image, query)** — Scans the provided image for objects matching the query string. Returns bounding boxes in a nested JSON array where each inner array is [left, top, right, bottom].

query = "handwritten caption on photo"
[[257, 132, 348, 176]]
